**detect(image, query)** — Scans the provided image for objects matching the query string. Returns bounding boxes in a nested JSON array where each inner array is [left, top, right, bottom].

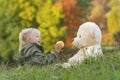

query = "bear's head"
[[72, 22, 102, 49]]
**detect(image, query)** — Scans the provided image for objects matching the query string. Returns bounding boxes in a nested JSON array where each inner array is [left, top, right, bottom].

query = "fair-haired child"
[[16, 28, 63, 65]]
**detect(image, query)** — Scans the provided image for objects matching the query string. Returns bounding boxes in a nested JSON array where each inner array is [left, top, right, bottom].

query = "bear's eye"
[[79, 35, 81, 38]]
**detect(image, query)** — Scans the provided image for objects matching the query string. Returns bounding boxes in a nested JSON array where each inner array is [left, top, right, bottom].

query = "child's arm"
[[21, 44, 61, 65], [29, 50, 59, 65], [28, 41, 64, 65], [16, 42, 63, 65]]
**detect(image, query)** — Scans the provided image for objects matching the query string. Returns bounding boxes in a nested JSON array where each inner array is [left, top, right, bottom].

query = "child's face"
[[27, 31, 41, 45]]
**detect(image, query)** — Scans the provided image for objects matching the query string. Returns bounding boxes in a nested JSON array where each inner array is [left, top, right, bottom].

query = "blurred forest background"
[[0, 0, 120, 63]]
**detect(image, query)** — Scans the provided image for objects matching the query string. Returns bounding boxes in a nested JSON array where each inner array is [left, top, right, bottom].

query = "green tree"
[[0, 0, 22, 62]]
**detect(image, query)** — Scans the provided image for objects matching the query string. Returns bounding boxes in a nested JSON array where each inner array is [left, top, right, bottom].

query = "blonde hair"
[[19, 28, 40, 52]]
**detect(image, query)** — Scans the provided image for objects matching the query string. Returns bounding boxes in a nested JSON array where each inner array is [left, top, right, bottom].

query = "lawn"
[[0, 47, 120, 80]]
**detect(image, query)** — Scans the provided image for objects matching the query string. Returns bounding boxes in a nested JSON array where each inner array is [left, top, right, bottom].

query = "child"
[[16, 28, 63, 65]]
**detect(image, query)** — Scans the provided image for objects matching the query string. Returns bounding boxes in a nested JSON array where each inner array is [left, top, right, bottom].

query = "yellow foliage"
[[49, 26, 58, 38], [52, 3, 64, 19], [19, 11, 27, 19], [38, 27, 49, 37], [18, 0, 24, 4], [24, 2, 30, 8], [91, 6, 103, 17], [102, 32, 115, 45], [19, 6, 36, 21], [107, 7, 120, 34], [107, 0, 120, 35], [58, 26, 67, 36]]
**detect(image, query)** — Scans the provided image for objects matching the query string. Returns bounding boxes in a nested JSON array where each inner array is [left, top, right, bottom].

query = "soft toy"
[[62, 22, 103, 68]]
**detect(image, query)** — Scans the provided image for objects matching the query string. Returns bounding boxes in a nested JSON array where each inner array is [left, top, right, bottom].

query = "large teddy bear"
[[63, 22, 103, 67]]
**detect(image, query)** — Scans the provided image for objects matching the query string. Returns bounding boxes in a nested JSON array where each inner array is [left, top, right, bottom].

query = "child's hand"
[[55, 41, 64, 53]]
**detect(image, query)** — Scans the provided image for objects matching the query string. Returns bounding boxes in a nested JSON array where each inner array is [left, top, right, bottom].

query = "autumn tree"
[[107, 0, 120, 45], [89, 0, 108, 29], [62, 0, 91, 47]]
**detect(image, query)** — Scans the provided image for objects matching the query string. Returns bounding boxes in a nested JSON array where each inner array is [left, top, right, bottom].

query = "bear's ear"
[[90, 30, 95, 39]]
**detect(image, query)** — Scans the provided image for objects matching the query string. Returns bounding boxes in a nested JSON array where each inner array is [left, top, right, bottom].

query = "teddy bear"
[[62, 22, 103, 68]]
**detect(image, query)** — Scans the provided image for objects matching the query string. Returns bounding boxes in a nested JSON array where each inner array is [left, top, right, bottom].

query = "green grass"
[[0, 49, 120, 80]]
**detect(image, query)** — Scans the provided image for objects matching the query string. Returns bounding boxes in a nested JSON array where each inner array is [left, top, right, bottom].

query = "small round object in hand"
[[56, 41, 64, 48]]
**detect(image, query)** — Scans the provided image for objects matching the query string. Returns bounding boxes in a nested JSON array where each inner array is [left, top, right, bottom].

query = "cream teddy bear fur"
[[62, 22, 103, 68]]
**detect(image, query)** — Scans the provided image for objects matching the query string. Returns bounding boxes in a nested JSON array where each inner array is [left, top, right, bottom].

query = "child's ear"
[[26, 37, 32, 42]]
